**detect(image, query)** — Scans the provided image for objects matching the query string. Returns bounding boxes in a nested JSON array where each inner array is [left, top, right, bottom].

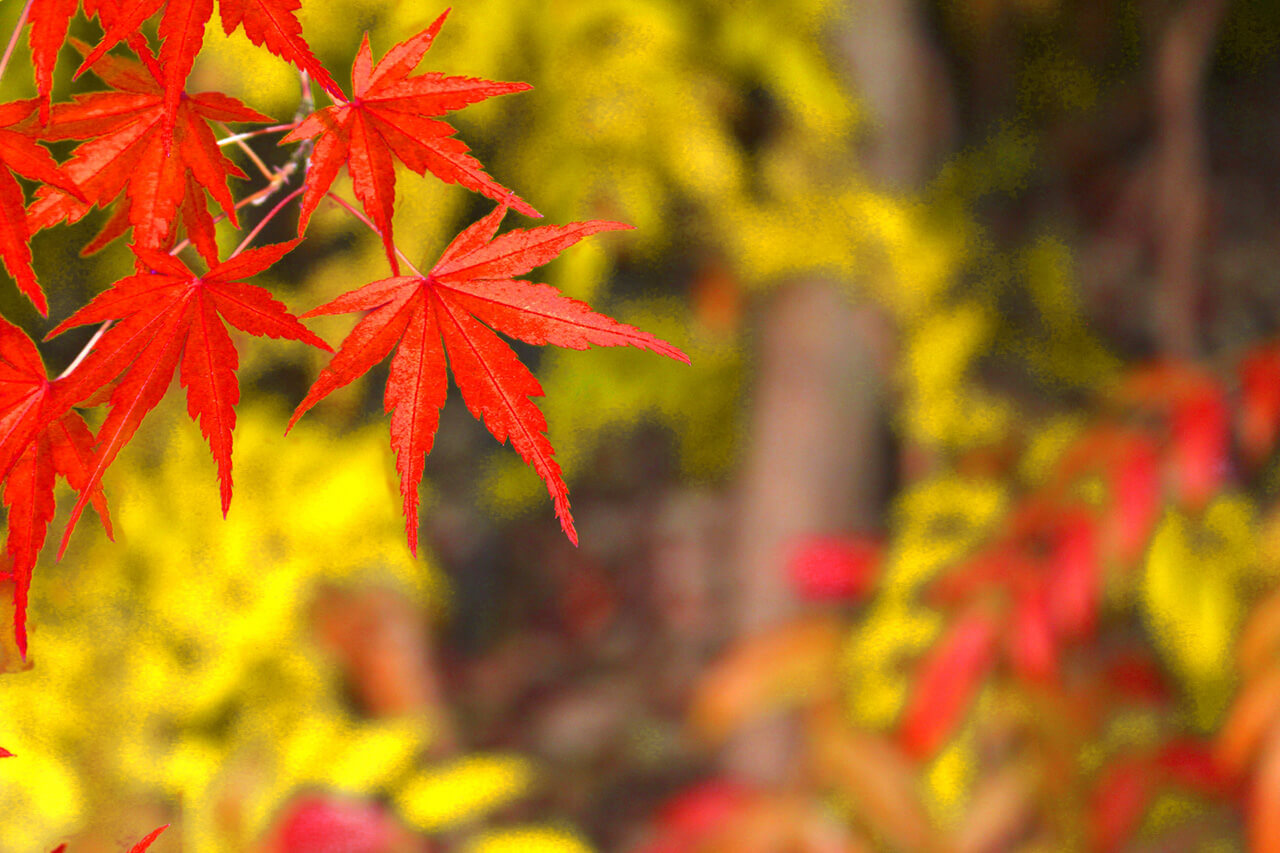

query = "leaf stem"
[[0, 0, 33, 86], [229, 187, 304, 258], [299, 70, 314, 116], [323, 192, 424, 277], [216, 121, 276, 183], [215, 124, 298, 148], [56, 319, 112, 381], [63, 171, 307, 380], [167, 158, 304, 258]]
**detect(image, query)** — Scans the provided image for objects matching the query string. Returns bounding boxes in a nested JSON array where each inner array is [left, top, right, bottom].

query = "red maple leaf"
[[0, 99, 86, 315], [50, 241, 330, 555], [128, 825, 169, 852], [24, 0, 171, 121], [289, 204, 688, 553], [47, 822, 167, 852], [26, 0, 80, 121], [73, 0, 341, 141], [27, 42, 271, 269], [281, 9, 539, 273], [0, 317, 109, 656]]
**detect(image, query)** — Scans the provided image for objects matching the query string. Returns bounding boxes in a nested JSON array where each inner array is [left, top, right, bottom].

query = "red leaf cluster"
[[0, 3, 687, 657]]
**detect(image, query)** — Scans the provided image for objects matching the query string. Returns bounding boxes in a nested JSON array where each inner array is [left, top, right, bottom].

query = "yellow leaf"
[[465, 826, 595, 853], [395, 755, 533, 830], [1142, 504, 1247, 728]]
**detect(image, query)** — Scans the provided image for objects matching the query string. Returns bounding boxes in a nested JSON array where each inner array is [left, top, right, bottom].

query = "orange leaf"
[[689, 616, 842, 743], [1217, 667, 1280, 776]]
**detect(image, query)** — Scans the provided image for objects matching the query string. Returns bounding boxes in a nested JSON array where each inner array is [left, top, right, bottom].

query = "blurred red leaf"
[[928, 545, 1026, 608], [1101, 652, 1170, 704], [1154, 739, 1232, 796], [1089, 759, 1151, 853], [1239, 344, 1280, 464], [271, 794, 403, 853], [1169, 383, 1229, 510], [649, 778, 756, 850], [1047, 511, 1100, 640], [1009, 586, 1057, 684], [899, 608, 999, 759], [1108, 434, 1161, 565], [786, 535, 881, 602]]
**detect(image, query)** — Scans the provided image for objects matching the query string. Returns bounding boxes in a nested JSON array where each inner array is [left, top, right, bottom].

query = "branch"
[[229, 187, 304, 258], [0, 0, 33, 85]]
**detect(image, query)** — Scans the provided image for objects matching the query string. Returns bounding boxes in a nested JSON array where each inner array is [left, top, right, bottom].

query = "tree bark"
[[723, 0, 951, 784], [1152, 0, 1226, 357]]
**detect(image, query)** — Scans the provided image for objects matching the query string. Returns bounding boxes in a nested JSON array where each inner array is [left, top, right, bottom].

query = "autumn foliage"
[[652, 348, 1280, 851], [0, 0, 686, 672]]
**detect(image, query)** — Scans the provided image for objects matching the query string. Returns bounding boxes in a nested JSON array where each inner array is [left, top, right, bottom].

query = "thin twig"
[[324, 191, 424, 276], [58, 68, 322, 381], [215, 122, 276, 182], [0, 0, 34, 85], [215, 124, 298, 148], [60, 163, 306, 379], [229, 187, 304, 258], [56, 319, 111, 380], [165, 159, 302, 257], [299, 70, 314, 117]]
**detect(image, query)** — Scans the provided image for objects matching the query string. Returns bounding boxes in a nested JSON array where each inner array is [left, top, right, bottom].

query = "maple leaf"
[[26, 0, 80, 121], [289, 204, 689, 554], [24, 0, 164, 121], [0, 317, 109, 657], [74, 0, 342, 141], [0, 99, 87, 315], [27, 42, 271, 268], [128, 825, 169, 852], [50, 241, 330, 555], [281, 9, 539, 274]]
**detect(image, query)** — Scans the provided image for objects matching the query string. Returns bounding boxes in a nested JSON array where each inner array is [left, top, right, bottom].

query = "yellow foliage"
[[924, 723, 976, 826], [1142, 497, 1256, 729], [465, 825, 595, 853], [889, 475, 1009, 590], [1018, 415, 1085, 485], [900, 302, 1010, 447], [841, 600, 941, 728], [1015, 236, 1120, 387], [0, 401, 566, 851], [397, 755, 534, 830]]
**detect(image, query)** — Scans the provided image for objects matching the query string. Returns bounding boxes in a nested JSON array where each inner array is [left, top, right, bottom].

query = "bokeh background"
[[4, 0, 1280, 849]]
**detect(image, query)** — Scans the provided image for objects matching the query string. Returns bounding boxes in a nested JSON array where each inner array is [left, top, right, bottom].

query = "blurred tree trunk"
[[723, 0, 953, 784], [1152, 0, 1226, 357]]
